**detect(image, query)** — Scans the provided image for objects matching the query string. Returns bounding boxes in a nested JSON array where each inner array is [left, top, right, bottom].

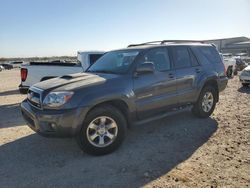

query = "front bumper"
[[239, 75, 250, 84], [20, 100, 89, 137]]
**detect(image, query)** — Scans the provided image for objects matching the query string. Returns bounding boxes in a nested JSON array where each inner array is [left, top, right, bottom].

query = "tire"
[[242, 83, 249, 87], [192, 85, 217, 118], [19, 88, 28, 94], [226, 67, 233, 78], [76, 105, 127, 155]]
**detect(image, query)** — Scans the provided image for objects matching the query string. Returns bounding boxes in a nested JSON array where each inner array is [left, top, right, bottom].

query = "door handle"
[[195, 68, 201, 73], [168, 73, 174, 78]]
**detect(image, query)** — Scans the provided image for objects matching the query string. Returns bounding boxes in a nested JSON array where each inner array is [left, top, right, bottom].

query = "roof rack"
[[128, 41, 162, 47], [128, 40, 205, 47]]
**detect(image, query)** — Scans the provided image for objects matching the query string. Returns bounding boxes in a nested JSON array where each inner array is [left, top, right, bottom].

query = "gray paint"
[[21, 43, 228, 137]]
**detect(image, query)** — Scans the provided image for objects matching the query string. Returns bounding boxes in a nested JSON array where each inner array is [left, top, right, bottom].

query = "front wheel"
[[192, 86, 217, 118], [76, 105, 127, 155]]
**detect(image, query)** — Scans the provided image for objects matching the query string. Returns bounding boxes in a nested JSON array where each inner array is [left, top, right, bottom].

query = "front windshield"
[[87, 50, 140, 74]]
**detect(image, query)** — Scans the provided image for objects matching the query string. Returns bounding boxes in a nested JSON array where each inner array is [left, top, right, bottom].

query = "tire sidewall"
[[194, 86, 217, 118], [77, 105, 126, 155], [227, 67, 233, 78]]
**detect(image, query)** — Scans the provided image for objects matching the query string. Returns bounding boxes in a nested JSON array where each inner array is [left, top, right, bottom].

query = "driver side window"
[[140, 48, 171, 72]]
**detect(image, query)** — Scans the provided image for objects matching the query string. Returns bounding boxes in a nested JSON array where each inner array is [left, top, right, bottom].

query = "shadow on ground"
[[238, 86, 250, 94], [0, 111, 218, 187], [0, 89, 20, 96], [0, 103, 24, 128]]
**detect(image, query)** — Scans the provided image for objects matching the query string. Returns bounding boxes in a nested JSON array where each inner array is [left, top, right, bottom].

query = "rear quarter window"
[[191, 46, 222, 65]]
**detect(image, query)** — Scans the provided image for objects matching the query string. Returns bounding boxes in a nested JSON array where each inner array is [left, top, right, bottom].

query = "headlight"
[[43, 91, 74, 108]]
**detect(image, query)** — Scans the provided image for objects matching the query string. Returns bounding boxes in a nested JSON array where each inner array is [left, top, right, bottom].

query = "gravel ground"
[[0, 69, 249, 188]]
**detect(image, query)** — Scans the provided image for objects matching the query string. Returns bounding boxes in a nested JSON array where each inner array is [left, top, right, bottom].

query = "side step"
[[134, 104, 193, 126]]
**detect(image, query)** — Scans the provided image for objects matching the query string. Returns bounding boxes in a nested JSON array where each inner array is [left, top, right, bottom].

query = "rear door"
[[171, 46, 203, 104], [133, 47, 177, 119]]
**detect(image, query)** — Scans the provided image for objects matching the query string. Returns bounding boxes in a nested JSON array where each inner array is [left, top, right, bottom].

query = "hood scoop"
[[60, 75, 73, 79], [60, 73, 88, 80]]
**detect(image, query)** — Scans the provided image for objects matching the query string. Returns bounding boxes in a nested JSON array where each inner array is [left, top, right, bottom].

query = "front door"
[[133, 47, 177, 120]]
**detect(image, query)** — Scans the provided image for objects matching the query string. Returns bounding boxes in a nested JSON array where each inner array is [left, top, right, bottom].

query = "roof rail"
[[128, 40, 205, 47], [127, 41, 162, 47], [161, 40, 205, 44]]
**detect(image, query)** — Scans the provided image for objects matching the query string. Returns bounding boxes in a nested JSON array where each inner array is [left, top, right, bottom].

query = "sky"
[[0, 0, 250, 58]]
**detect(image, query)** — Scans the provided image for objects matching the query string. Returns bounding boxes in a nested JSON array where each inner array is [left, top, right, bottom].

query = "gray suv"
[[21, 40, 228, 155]]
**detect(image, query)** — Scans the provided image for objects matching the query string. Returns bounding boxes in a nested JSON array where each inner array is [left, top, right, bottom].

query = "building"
[[204, 36, 250, 56]]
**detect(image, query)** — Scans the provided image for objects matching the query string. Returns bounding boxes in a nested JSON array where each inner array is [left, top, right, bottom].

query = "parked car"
[[0, 65, 4, 71], [239, 65, 250, 87], [21, 40, 228, 155], [19, 51, 105, 94], [240, 56, 250, 65], [221, 53, 237, 77], [0, 63, 13, 70], [235, 58, 248, 71], [10, 61, 23, 68]]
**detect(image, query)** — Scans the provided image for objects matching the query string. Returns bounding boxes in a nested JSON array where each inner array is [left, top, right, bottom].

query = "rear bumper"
[[218, 77, 228, 92], [19, 84, 29, 94], [20, 100, 89, 137]]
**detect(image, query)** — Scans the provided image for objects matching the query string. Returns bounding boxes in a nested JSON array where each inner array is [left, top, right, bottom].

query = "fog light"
[[51, 123, 57, 129]]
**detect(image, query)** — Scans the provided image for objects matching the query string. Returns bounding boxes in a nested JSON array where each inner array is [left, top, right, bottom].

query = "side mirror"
[[136, 62, 155, 74]]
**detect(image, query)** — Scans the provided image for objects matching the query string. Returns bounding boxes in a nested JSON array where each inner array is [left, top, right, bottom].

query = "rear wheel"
[[76, 105, 127, 155], [226, 67, 233, 78], [192, 86, 217, 118], [242, 83, 249, 87]]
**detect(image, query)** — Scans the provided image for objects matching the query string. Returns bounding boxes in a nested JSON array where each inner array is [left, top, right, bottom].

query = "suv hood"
[[33, 72, 119, 92]]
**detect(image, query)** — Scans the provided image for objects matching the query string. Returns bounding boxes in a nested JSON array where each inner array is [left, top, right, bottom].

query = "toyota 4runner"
[[21, 40, 228, 155]]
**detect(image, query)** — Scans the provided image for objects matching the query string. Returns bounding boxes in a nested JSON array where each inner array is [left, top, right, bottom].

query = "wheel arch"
[[200, 79, 219, 102], [85, 99, 131, 127]]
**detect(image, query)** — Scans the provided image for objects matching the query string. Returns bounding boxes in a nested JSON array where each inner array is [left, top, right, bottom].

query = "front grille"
[[27, 87, 42, 109]]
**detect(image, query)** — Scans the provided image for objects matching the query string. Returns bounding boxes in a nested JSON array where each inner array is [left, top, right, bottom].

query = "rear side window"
[[192, 46, 222, 64], [141, 48, 171, 72], [172, 47, 192, 69], [89, 54, 103, 65], [189, 49, 199, 66]]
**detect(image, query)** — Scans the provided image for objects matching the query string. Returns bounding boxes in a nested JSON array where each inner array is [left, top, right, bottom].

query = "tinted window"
[[189, 49, 199, 66], [192, 46, 222, 64], [173, 47, 192, 69], [89, 54, 103, 65], [141, 48, 171, 72]]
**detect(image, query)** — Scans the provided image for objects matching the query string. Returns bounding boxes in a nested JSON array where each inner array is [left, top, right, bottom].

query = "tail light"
[[21, 68, 28, 82]]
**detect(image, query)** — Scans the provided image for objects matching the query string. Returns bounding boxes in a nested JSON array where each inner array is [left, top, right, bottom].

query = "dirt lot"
[[0, 69, 249, 188]]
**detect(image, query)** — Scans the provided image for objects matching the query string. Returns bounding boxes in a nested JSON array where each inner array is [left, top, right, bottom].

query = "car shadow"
[[238, 86, 250, 94], [0, 111, 218, 187], [0, 103, 25, 128], [0, 89, 20, 96]]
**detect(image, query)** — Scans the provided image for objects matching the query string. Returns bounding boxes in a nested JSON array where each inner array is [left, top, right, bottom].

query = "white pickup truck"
[[19, 51, 105, 93]]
